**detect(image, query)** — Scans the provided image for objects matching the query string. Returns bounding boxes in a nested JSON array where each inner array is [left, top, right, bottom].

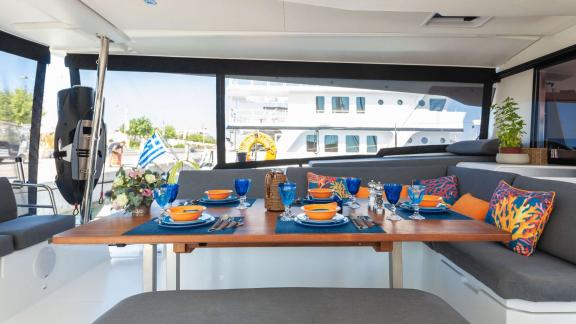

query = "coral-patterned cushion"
[[486, 181, 555, 256], [307, 172, 350, 198], [414, 175, 459, 205]]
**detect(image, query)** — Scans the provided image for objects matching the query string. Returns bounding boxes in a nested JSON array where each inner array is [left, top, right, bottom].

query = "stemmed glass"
[[408, 185, 426, 220], [345, 177, 362, 209], [154, 184, 171, 223], [166, 183, 179, 206], [278, 182, 297, 221], [234, 178, 252, 210], [384, 183, 403, 221]]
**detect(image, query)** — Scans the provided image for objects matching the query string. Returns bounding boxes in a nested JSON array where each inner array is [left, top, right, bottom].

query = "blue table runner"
[[275, 217, 385, 234], [123, 217, 241, 236], [386, 204, 471, 220]]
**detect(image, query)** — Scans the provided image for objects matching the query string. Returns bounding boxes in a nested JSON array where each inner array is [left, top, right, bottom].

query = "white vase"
[[496, 153, 530, 164]]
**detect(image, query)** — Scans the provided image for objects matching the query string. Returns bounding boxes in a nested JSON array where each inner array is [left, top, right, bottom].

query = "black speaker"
[[54, 86, 106, 206]]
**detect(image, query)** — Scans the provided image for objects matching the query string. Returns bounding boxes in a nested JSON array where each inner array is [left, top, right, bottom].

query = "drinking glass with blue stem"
[[166, 183, 179, 206], [345, 177, 362, 209], [154, 184, 171, 223], [278, 182, 297, 221], [234, 178, 252, 209], [384, 183, 403, 221], [408, 185, 426, 220]]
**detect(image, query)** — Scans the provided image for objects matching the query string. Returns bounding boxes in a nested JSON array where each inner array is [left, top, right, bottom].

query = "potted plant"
[[492, 97, 530, 164], [110, 167, 165, 215]]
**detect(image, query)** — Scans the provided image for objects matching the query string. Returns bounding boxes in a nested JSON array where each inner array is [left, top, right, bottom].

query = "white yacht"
[[0, 1, 575, 324]]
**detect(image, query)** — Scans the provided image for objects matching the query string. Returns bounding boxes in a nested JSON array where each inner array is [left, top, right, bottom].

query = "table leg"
[[142, 244, 158, 292], [166, 245, 182, 291], [176, 253, 181, 291], [389, 242, 403, 288]]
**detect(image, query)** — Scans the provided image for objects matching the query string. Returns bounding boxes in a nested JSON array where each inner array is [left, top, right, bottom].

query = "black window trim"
[[65, 53, 495, 168]]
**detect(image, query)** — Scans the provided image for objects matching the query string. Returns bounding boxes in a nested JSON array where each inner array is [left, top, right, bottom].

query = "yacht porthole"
[[418, 100, 426, 107], [378, 99, 384, 105], [440, 137, 446, 144], [397, 99, 403, 106], [421, 137, 429, 144]]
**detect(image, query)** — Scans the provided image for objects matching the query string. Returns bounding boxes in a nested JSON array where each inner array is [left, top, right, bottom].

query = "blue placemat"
[[198, 198, 256, 207], [386, 204, 471, 220], [123, 217, 241, 236], [275, 217, 385, 234]]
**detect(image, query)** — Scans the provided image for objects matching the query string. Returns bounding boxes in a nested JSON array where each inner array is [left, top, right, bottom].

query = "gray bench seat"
[[0, 234, 14, 257], [0, 215, 75, 250], [95, 288, 467, 324], [430, 242, 576, 302]]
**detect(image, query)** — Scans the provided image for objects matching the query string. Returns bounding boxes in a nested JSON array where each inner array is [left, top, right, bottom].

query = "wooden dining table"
[[52, 199, 510, 290]]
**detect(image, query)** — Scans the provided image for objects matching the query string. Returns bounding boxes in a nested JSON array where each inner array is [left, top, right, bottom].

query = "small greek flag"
[[138, 131, 166, 168]]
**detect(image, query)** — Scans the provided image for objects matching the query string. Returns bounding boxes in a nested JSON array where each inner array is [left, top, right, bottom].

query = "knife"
[[209, 215, 229, 232], [348, 215, 367, 230]]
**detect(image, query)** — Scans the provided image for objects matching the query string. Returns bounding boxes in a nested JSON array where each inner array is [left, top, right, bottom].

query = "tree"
[[126, 117, 154, 139], [0, 88, 33, 125], [163, 125, 177, 139], [185, 133, 216, 144]]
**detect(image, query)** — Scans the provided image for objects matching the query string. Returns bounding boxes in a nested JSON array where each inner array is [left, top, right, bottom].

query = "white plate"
[[294, 213, 349, 227], [159, 214, 215, 228]]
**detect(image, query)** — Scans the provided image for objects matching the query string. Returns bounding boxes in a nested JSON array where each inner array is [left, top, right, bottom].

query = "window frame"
[[324, 135, 339, 153], [315, 96, 325, 113], [345, 135, 360, 153], [356, 96, 366, 113], [331, 96, 349, 113], [367, 135, 378, 153], [65, 53, 495, 168], [306, 134, 318, 152]]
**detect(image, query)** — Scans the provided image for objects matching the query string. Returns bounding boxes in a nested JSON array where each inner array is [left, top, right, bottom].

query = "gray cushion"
[[0, 215, 75, 250], [0, 177, 17, 222], [178, 169, 271, 199], [446, 139, 499, 156], [512, 176, 576, 265], [94, 288, 467, 324], [447, 166, 517, 201], [309, 154, 494, 167], [430, 242, 576, 302], [0, 235, 14, 257], [287, 165, 448, 198]]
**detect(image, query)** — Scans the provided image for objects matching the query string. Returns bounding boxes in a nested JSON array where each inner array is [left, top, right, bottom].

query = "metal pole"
[[81, 36, 110, 224]]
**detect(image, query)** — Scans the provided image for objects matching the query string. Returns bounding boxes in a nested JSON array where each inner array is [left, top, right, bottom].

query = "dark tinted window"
[[346, 135, 360, 153], [367, 136, 378, 153], [325, 135, 338, 152]]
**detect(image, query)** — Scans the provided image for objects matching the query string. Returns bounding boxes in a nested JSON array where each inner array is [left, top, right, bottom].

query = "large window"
[[346, 135, 360, 153], [332, 96, 349, 113], [324, 135, 339, 152], [535, 59, 576, 164], [0, 51, 37, 180], [367, 135, 378, 153], [224, 75, 483, 162]]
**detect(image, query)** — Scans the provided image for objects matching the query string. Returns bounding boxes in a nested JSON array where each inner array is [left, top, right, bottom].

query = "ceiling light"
[[144, 0, 157, 6]]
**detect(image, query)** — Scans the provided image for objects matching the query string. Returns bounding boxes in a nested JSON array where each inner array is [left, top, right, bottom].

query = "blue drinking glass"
[[384, 183, 403, 221], [167, 183, 179, 205], [278, 182, 297, 221], [154, 185, 171, 223], [408, 185, 426, 220], [234, 178, 252, 209], [345, 177, 362, 209]]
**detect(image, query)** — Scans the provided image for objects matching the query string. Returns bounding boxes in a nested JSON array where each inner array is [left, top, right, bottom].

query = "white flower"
[[115, 194, 129, 207], [113, 177, 124, 187], [145, 174, 156, 184]]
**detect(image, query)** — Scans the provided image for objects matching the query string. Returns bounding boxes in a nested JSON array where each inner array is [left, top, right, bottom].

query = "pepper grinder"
[[368, 180, 376, 210], [374, 182, 384, 215]]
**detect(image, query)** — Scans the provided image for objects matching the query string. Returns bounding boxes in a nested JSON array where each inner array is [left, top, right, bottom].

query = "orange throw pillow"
[[357, 186, 370, 199], [450, 193, 490, 221]]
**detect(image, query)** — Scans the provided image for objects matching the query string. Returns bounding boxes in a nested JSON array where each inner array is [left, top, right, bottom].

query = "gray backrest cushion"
[[447, 166, 517, 201], [446, 139, 499, 156], [286, 165, 447, 198], [512, 176, 576, 264], [0, 178, 17, 222], [178, 169, 271, 199]]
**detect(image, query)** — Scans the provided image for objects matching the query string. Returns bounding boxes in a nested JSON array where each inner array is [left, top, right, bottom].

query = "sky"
[[0, 51, 37, 92]]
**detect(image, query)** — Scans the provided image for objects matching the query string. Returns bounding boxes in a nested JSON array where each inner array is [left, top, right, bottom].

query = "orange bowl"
[[167, 205, 206, 221], [308, 188, 334, 199], [420, 195, 443, 208], [205, 190, 233, 200], [301, 203, 341, 220]]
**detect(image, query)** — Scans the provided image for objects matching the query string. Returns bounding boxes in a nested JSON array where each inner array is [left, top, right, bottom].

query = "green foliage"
[[173, 143, 185, 148], [126, 117, 154, 138], [185, 133, 216, 144], [491, 97, 526, 149], [110, 167, 165, 211], [128, 140, 140, 149], [0, 88, 33, 125], [162, 125, 177, 139]]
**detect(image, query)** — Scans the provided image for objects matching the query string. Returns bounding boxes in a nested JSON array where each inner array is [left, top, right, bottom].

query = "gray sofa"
[[0, 177, 75, 256], [177, 164, 576, 303]]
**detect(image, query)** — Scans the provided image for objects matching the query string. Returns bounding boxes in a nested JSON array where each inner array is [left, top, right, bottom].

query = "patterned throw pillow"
[[414, 175, 459, 205], [486, 181, 555, 256], [307, 172, 350, 198]]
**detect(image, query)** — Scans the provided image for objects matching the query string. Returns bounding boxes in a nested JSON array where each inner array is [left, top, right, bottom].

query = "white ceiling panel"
[[110, 34, 535, 67]]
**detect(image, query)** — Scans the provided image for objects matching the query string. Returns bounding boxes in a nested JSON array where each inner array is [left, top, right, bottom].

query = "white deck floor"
[[5, 246, 146, 324]]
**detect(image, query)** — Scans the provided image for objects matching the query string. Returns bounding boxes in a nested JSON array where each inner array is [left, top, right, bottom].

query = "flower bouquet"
[[110, 167, 165, 215]]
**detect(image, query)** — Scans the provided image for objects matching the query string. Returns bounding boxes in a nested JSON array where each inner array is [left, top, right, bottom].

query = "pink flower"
[[128, 169, 144, 178], [142, 188, 153, 197]]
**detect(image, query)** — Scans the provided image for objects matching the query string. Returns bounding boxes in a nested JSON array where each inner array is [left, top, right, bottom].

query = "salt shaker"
[[368, 180, 376, 210], [374, 182, 384, 215]]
